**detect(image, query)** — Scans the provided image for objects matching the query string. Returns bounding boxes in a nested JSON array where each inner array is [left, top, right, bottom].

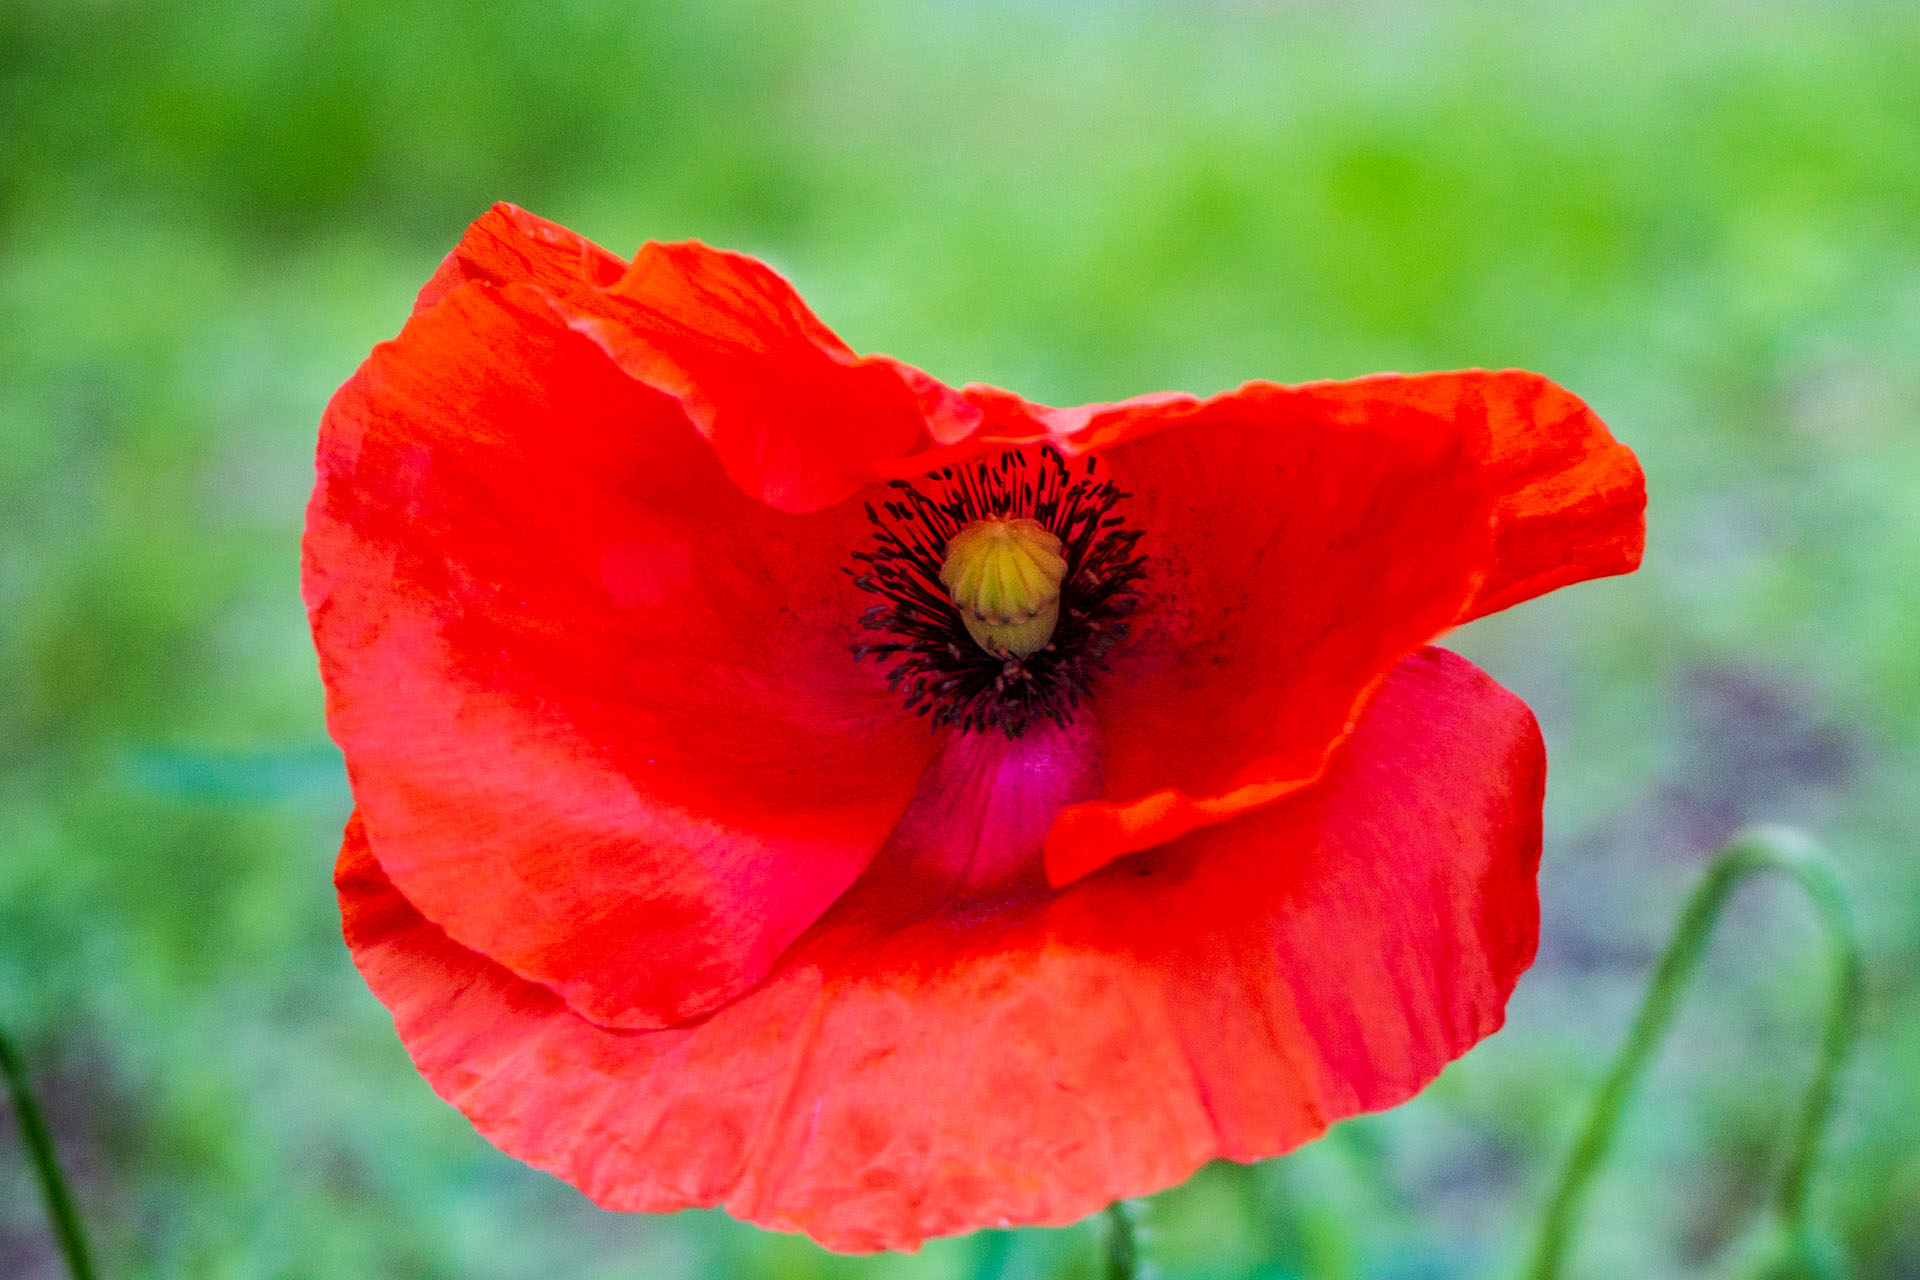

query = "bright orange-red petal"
[[910, 371, 1641, 883], [1038, 382, 1499, 883], [960, 369, 1645, 624], [1380, 369, 1647, 621], [416, 203, 979, 513], [412, 202, 629, 316], [572, 242, 930, 512], [338, 647, 1542, 1253], [305, 278, 936, 1030]]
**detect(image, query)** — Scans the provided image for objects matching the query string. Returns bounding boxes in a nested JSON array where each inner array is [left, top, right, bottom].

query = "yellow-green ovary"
[[938, 518, 1068, 659]]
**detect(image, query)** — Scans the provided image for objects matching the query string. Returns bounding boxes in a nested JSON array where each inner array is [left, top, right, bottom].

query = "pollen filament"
[[939, 518, 1068, 659]]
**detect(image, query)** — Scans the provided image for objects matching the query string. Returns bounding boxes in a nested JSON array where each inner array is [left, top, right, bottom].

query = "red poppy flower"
[[307, 203, 1645, 1252]]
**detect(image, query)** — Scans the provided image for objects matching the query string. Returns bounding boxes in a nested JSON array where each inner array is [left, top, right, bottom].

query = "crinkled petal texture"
[[305, 275, 943, 1030], [1037, 387, 1498, 884], [339, 647, 1544, 1253], [933, 373, 1643, 884], [412, 202, 980, 511], [953, 368, 1645, 627]]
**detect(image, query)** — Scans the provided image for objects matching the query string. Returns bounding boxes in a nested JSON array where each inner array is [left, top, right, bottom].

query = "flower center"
[[851, 449, 1147, 737], [938, 518, 1067, 660]]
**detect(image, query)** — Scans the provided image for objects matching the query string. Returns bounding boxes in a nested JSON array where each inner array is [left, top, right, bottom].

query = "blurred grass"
[[2, 0, 1918, 1276]]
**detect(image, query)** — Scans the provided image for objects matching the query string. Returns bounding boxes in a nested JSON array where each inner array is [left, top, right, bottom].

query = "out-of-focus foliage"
[[2, 1, 1916, 1276]]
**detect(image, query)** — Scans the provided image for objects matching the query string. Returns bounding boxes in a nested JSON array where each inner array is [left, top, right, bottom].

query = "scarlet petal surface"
[[559, 242, 929, 513], [416, 203, 976, 513], [928, 370, 1641, 884], [412, 203, 628, 315], [305, 279, 934, 1029], [338, 647, 1543, 1253], [1040, 383, 1500, 883], [1317, 370, 1646, 622]]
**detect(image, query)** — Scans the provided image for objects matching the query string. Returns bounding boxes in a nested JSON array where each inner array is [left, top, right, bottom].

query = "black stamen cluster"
[[850, 449, 1147, 737]]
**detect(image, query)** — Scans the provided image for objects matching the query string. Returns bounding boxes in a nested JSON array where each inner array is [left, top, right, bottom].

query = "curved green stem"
[[1522, 827, 1863, 1280], [0, 1027, 99, 1280], [1103, 1200, 1141, 1280]]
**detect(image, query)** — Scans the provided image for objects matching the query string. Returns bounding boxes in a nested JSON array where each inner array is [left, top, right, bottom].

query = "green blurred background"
[[3, 0, 1917, 1276]]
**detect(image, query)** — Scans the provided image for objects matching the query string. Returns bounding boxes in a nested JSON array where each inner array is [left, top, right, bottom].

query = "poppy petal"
[[876, 714, 1107, 902], [305, 278, 935, 1030], [1041, 382, 1500, 884], [1383, 369, 1647, 621], [338, 646, 1542, 1253], [571, 241, 975, 513], [412, 202, 629, 316], [417, 203, 981, 512], [957, 369, 1644, 624], [964, 369, 1643, 615], [923, 370, 1639, 884]]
